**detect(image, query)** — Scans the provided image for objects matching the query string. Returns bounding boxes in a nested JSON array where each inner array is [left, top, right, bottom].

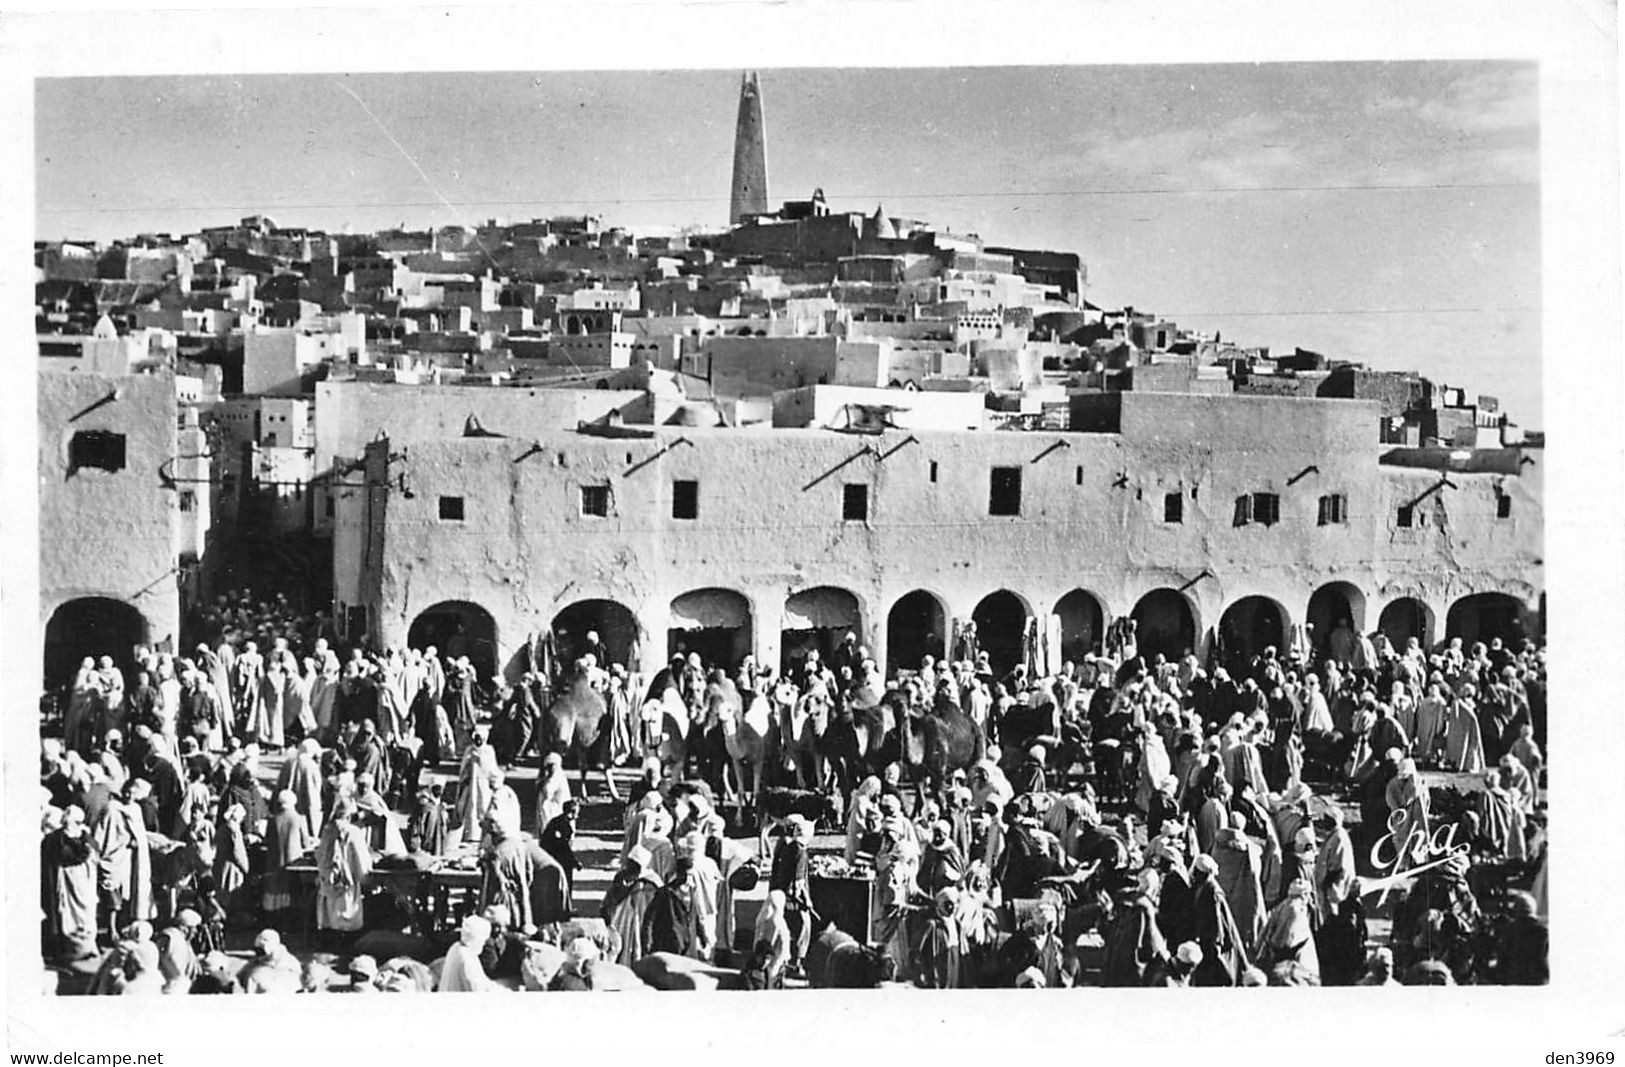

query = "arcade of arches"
[[407, 601, 497, 681], [44, 597, 147, 690], [394, 585, 1533, 688]]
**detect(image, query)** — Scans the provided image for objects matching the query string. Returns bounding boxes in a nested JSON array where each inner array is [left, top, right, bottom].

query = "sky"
[[35, 63, 1541, 424]]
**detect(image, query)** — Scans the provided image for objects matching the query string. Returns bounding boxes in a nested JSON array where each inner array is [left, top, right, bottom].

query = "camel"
[[541, 671, 620, 801], [653, 685, 690, 779], [720, 688, 774, 806], [776, 681, 832, 791], [817, 680, 892, 798]]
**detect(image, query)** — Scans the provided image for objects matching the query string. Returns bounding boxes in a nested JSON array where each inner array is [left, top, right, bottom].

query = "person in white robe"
[[438, 914, 499, 992]]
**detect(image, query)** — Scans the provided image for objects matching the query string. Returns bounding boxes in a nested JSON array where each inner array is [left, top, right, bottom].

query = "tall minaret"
[[729, 71, 769, 225]]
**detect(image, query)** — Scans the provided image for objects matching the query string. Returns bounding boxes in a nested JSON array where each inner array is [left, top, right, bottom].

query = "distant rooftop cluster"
[[35, 196, 1534, 449]]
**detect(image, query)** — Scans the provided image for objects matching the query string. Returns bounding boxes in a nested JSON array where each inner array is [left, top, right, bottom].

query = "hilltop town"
[[35, 175, 1542, 686], [35, 70, 1546, 997]]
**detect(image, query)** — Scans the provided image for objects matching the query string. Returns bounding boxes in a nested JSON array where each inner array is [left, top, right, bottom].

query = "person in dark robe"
[[538, 799, 583, 893], [916, 819, 966, 897], [178, 674, 222, 750], [1102, 866, 1169, 987], [1189, 853, 1248, 986], [350, 720, 389, 797], [1477, 682, 1515, 766], [914, 887, 962, 989], [997, 903, 1071, 988], [1494, 890, 1548, 985], [478, 817, 535, 933], [261, 791, 311, 932], [768, 814, 815, 976], [475, 904, 529, 980], [139, 750, 184, 840], [405, 784, 447, 856], [601, 845, 661, 967], [1146, 774, 1181, 838], [490, 682, 537, 767], [968, 801, 1006, 875], [995, 807, 1065, 900], [643, 855, 701, 958], [1315, 890, 1368, 987], [1010, 744, 1048, 797], [445, 658, 479, 739], [351, 773, 394, 853], [127, 672, 162, 736], [216, 762, 268, 835], [625, 757, 666, 812], [1149, 831, 1197, 949], [42, 805, 99, 962], [524, 838, 574, 925], [410, 680, 442, 768]]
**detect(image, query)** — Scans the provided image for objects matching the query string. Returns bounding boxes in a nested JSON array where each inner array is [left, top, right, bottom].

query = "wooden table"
[[284, 859, 481, 939]]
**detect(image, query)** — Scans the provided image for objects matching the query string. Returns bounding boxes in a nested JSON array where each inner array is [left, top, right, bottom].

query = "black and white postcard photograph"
[[2, 2, 1619, 1063]]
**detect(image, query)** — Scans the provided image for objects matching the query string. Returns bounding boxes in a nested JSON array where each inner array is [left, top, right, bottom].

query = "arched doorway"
[[887, 590, 946, 678], [971, 590, 1032, 679], [782, 586, 863, 675], [1378, 597, 1435, 653], [1218, 596, 1288, 669], [44, 597, 147, 690], [1447, 593, 1527, 648], [1307, 581, 1367, 663], [1130, 589, 1197, 664], [551, 599, 642, 673], [668, 588, 753, 670], [1054, 589, 1105, 664], [408, 601, 498, 681]]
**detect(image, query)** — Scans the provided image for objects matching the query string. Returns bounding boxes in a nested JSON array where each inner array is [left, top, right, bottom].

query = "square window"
[[1164, 492, 1183, 524], [843, 483, 869, 522], [1317, 493, 1347, 526], [580, 484, 611, 517], [179, 490, 196, 513], [438, 495, 465, 521], [1252, 492, 1281, 527], [672, 479, 699, 520], [990, 466, 1022, 516], [69, 430, 126, 473], [1397, 504, 1415, 528]]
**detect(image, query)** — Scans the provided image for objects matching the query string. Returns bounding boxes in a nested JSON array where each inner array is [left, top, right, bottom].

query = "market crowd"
[[40, 588, 1549, 991]]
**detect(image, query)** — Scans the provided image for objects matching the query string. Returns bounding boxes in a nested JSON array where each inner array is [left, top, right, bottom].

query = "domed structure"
[[665, 403, 723, 428]]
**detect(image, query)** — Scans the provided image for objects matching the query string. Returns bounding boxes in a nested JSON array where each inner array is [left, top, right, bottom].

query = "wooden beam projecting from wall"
[[802, 445, 874, 492], [1030, 440, 1071, 465], [624, 437, 693, 477], [1177, 569, 1214, 594], [1404, 477, 1457, 511], [874, 435, 918, 463]]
